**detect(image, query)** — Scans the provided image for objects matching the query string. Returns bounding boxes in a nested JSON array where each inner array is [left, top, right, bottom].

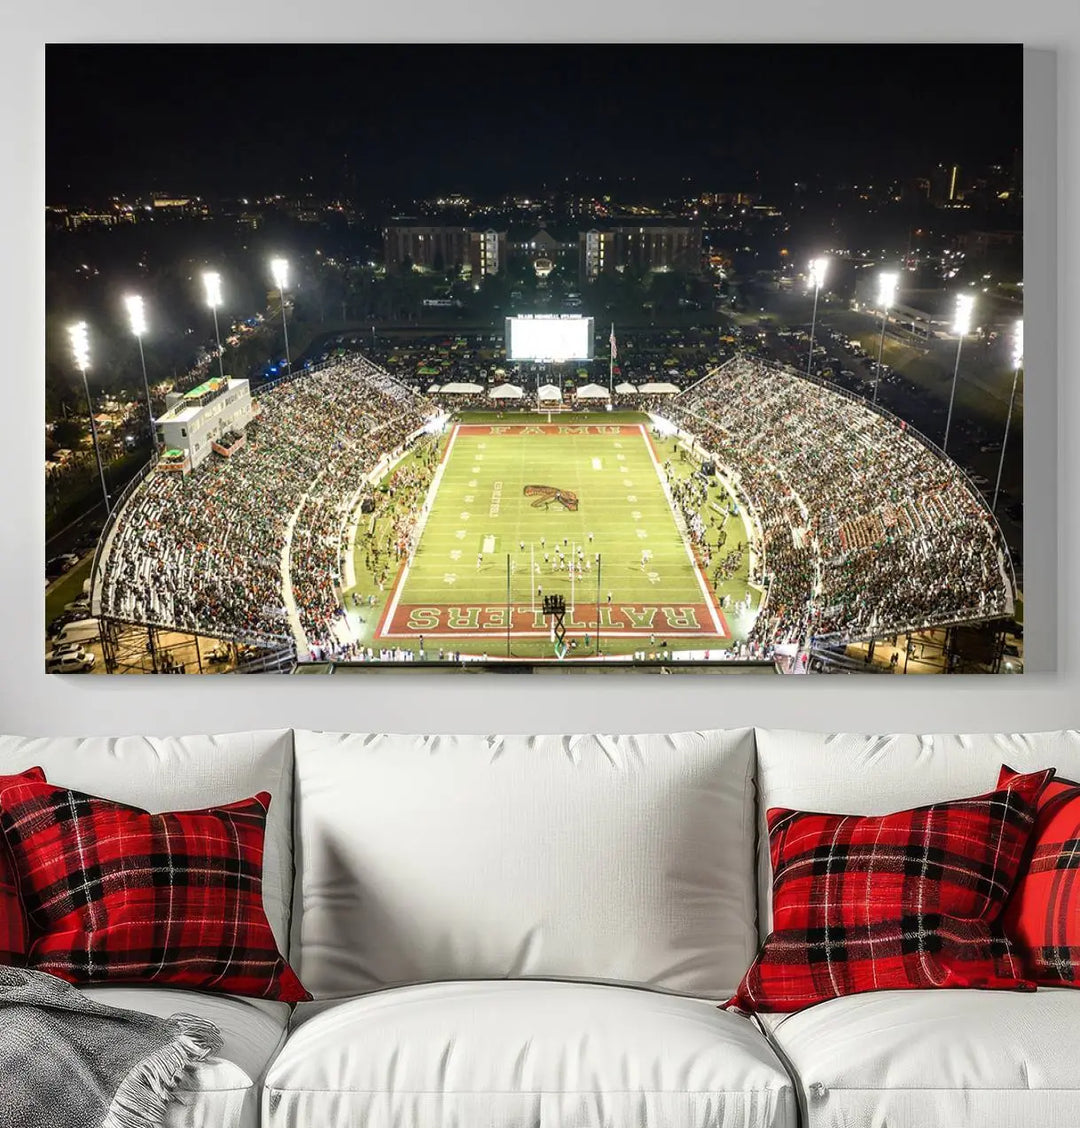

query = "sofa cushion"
[[730, 769, 1049, 1013], [757, 987, 1080, 1127], [753, 730, 1080, 936], [1000, 765, 1080, 985], [263, 980, 796, 1128], [0, 732, 295, 959], [0, 780, 308, 1002], [81, 985, 289, 1128], [292, 729, 758, 1000]]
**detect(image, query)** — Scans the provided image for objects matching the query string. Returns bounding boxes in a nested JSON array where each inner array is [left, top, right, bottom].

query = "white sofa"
[[1, 727, 1078, 1128]]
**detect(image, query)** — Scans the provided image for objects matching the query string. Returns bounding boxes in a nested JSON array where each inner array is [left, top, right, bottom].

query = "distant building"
[[470, 229, 506, 276], [579, 221, 702, 280], [150, 195, 209, 218], [959, 230, 1022, 259], [385, 219, 700, 279], [929, 164, 961, 207], [385, 223, 507, 275], [155, 377, 255, 472], [60, 208, 136, 230]]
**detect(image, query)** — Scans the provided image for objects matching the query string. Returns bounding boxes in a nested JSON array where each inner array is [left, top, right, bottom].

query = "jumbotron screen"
[[505, 315, 595, 362]]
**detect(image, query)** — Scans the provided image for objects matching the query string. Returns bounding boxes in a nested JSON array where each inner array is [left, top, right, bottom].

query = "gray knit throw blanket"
[[0, 966, 222, 1128]]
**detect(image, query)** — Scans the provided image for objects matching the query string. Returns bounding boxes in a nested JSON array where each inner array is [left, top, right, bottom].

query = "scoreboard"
[[505, 315, 594, 362]]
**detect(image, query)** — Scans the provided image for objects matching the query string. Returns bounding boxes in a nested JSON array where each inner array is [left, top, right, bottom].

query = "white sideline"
[[639, 424, 725, 635], [379, 423, 460, 637]]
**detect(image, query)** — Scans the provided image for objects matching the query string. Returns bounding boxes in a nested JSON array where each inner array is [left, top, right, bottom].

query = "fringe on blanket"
[[102, 1014, 222, 1128]]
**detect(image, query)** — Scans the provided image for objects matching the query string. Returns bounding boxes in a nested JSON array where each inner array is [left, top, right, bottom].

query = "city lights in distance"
[[271, 258, 289, 291], [124, 294, 147, 337], [877, 271, 898, 311], [202, 270, 223, 309], [953, 292, 975, 336], [1013, 319, 1024, 369], [68, 321, 90, 371]]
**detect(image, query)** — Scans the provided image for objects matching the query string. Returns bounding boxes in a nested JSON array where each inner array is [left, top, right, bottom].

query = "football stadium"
[[86, 314, 1015, 672]]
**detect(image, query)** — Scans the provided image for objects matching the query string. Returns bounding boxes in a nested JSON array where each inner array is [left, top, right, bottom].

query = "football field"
[[375, 421, 727, 658]]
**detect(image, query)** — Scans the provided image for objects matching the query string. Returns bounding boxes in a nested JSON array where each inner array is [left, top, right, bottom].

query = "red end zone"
[[453, 423, 638, 436], [379, 601, 729, 639]]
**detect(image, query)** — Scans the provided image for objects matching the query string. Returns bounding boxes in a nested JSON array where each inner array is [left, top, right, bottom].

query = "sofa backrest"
[[0, 731, 296, 959], [753, 729, 1080, 937], [291, 729, 758, 1001]]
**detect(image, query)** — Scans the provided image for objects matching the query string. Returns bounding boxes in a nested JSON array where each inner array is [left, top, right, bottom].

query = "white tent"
[[426, 385, 441, 394], [575, 383, 612, 400], [614, 382, 638, 394], [439, 381, 485, 394], [637, 381, 680, 395], [537, 383, 562, 401], [489, 383, 525, 400]]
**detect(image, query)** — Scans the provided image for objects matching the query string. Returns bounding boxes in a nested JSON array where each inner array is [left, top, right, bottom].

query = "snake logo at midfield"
[[523, 485, 580, 511]]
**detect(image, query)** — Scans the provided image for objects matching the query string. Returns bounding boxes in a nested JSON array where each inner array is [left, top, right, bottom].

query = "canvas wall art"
[[44, 44, 1024, 674]]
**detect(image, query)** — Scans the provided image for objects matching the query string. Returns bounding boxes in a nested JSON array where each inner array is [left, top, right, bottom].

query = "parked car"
[[45, 553, 79, 579], [54, 617, 101, 645], [44, 647, 95, 673]]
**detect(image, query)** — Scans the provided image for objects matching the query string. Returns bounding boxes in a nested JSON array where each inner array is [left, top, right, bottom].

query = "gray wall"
[[2, 2, 1075, 736]]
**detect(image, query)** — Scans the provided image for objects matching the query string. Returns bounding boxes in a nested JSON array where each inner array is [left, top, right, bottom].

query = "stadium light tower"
[[943, 292, 975, 453], [805, 257, 829, 379], [992, 319, 1023, 516], [872, 271, 899, 406], [67, 321, 111, 516], [202, 270, 226, 381], [124, 294, 157, 450], [271, 257, 291, 373]]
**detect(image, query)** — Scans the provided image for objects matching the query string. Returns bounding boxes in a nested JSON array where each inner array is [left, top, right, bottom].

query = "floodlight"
[[124, 294, 147, 337], [68, 321, 90, 371], [202, 270, 223, 309], [68, 320, 110, 515], [271, 258, 292, 372], [877, 271, 898, 311], [953, 292, 975, 336], [810, 257, 829, 291], [992, 319, 1025, 515], [804, 260, 828, 378], [271, 258, 289, 291]]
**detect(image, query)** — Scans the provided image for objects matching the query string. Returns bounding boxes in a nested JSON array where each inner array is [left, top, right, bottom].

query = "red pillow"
[[0, 767, 47, 964], [999, 764, 1080, 985], [0, 778, 309, 1002], [727, 768, 1052, 1014]]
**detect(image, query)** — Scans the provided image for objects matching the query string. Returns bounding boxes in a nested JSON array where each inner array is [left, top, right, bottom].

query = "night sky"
[[47, 44, 1022, 202]]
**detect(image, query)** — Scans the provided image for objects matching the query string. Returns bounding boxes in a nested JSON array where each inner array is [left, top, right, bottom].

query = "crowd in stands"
[[99, 356, 431, 650], [97, 347, 1011, 663], [671, 357, 1012, 651]]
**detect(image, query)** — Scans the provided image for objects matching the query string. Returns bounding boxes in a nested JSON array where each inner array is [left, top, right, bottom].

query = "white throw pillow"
[[292, 729, 757, 1000]]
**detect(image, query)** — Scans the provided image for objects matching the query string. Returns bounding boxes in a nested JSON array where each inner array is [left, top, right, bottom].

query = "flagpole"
[[609, 322, 615, 393]]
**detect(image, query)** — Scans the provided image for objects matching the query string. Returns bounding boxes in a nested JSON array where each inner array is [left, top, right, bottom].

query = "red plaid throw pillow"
[[999, 764, 1080, 985], [0, 779, 309, 1002], [727, 768, 1052, 1014], [0, 768, 47, 964]]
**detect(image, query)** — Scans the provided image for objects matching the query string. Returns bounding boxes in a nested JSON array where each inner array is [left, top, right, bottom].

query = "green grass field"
[[363, 418, 740, 659]]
